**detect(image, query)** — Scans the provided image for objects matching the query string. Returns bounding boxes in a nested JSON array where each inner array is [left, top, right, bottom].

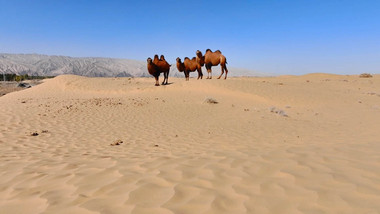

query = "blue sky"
[[1, 0, 379, 75]]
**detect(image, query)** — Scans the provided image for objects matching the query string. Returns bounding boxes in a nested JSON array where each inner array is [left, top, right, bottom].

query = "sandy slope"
[[0, 74, 379, 214]]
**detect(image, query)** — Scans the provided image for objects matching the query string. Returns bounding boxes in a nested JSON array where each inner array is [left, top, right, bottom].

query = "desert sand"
[[0, 74, 379, 214]]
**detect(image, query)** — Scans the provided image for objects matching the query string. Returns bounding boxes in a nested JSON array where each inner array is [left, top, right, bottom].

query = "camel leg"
[[197, 68, 201, 80], [161, 72, 165, 85], [218, 64, 225, 79], [162, 72, 168, 85], [155, 76, 159, 86], [206, 64, 212, 79], [224, 65, 228, 79], [185, 70, 189, 81]]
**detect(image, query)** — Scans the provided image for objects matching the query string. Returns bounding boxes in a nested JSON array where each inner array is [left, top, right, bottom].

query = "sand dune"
[[1, 74, 380, 213]]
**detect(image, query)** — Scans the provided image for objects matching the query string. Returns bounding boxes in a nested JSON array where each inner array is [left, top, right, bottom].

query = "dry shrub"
[[359, 73, 373, 78], [110, 140, 123, 146], [204, 97, 218, 104]]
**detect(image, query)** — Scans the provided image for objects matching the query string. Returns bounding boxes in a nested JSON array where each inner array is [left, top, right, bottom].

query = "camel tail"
[[221, 56, 228, 65]]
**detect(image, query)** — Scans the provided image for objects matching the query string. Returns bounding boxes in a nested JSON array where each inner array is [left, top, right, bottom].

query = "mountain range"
[[0, 53, 270, 78]]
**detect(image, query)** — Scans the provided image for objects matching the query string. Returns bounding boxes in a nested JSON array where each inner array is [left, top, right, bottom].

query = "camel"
[[176, 57, 203, 81], [156, 55, 171, 85], [196, 49, 228, 79], [146, 56, 170, 86]]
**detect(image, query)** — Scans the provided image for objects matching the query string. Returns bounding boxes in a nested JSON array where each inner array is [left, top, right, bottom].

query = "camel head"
[[196, 50, 205, 66], [147, 57, 153, 64], [196, 50, 203, 57], [176, 57, 185, 72]]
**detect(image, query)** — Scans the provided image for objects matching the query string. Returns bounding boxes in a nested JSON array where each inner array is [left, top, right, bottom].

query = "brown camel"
[[196, 49, 228, 79], [146, 56, 170, 86], [176, 57, 203, 81], [156, 55, 171, 85]]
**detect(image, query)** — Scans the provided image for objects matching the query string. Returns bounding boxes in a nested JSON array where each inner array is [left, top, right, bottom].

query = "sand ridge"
[[1, 74, 380, 213]]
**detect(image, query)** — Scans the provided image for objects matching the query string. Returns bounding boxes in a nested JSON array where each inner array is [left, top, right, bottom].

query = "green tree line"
[[1, 74, 54, 81]]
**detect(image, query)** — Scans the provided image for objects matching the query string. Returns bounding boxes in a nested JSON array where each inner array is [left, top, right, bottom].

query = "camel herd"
[[147, 49, 228, 86]]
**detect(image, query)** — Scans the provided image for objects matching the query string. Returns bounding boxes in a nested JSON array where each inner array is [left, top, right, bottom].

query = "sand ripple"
[[1, 75, 380, 213]]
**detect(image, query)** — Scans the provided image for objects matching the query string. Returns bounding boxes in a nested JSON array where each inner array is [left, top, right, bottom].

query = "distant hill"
[[0, 53, 271, 77]]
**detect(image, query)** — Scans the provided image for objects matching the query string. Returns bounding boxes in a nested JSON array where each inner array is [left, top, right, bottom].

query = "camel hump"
[[153, 55, 159, 63], [160, 55, 165, 60], [215, 50, 222, 54], [191, 57, 196, 61], [206, 49, 212, 53], [184, 57, 190, 60]]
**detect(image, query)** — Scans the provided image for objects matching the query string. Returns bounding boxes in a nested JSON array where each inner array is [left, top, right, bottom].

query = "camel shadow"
[[162, 82, 174, 86]]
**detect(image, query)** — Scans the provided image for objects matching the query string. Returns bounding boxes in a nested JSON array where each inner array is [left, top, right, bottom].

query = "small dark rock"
[[18, 83, 31, 88]]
